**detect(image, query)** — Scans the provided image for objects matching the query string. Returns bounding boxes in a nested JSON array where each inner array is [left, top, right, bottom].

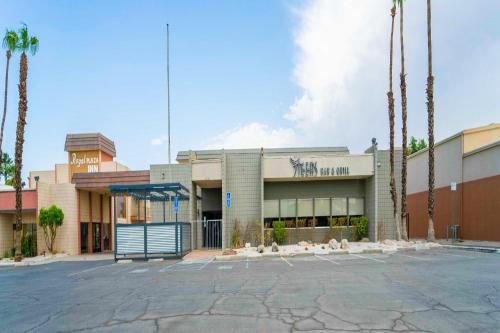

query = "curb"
[[398, 247, 417, 252], [331, 250, 349, 255], [441, 245, 500, 254], [362, 248, 383, 254]]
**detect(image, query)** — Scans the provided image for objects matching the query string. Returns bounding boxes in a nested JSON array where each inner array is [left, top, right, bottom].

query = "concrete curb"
[[398, 247, 417, 252], [362, 248, 383, 254], [441, 245, 500, 254], [331, 250, 349, 255]]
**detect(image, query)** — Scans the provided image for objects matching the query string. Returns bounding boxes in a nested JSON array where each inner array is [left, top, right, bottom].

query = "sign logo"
[[290, 157, 349, 177], [226, 192, 231, 208], [290, 157, 318, 177]]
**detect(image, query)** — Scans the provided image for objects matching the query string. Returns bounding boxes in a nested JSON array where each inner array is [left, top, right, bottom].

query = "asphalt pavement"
[[0, 248, 499, 333]]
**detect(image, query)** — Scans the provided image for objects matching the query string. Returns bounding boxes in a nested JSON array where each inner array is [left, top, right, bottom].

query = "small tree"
[[39, 205, 64, 253]]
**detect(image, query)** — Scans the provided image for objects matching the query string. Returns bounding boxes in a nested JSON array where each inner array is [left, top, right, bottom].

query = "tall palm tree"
[[0, 30, 18, 174], [387, 5, 401, 241], [426, 0, 436, 241], [395, 0, 408, 241], [13, 24, 38, 261]]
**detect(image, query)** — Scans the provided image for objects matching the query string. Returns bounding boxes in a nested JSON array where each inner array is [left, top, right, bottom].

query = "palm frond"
[[2, 29, 19, 52], [29, 36, 39, 55], [18, 23, 29, 52], [393, 0, 404, 7]]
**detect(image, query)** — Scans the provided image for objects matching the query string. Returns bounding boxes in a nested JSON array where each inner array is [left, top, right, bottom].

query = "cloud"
[[202, 0, 388, 152], [203, 122, 296, 149], [150, 134, 168, 146]]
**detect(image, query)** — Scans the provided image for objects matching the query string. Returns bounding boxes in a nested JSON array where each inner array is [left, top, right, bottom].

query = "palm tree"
[[387, 5, 401, 241], [13, 24, 38, 261], [0, 30, 18, 175], [394, 0, 408, 241], [426, 0, 436, 241]]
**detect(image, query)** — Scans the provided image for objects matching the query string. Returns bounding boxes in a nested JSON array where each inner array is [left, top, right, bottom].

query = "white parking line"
[[396, 253, 429, 261], [198, 258, 214, 271], [281, 256, 293, 267], [351, 254, 385, 263], [439, 252, 475, 259], [68, 264, 111, 277], [315, 255, 340, 265]]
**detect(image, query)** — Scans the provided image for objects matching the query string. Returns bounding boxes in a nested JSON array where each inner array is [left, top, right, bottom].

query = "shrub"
[[39, 205, 64, 253], [337, 217, 347, 226], [231, 219, 241, 248], [351, 216, 369, 240], [272, 221, 287, 245], [21, 233, 36, 257]]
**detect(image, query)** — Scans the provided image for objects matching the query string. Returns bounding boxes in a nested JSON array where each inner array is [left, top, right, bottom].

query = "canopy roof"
[[109, 183, 192, 202]]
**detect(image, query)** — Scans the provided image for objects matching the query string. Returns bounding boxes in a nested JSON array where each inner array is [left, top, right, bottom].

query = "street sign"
[[226, 192, 231, 208], [174, 194, 179, 213]]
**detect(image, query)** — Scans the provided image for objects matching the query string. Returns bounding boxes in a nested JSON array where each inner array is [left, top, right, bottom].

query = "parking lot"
[[1, 248, 499, 333]]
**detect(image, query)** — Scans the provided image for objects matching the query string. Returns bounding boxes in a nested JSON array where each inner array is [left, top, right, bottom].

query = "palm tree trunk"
[[388, 5, 400, 241], [14, 52, 28, 261], [426, 0, 436, 241], [0, 50, 11, 170], [399, 0, 409, 241]]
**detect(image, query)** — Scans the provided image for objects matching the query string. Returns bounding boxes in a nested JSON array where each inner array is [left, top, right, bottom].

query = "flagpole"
[[167, 23, 171, 165]]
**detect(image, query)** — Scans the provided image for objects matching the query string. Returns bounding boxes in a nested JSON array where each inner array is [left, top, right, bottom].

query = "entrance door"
[[80, 223, 88, 253], [92, 223, 101, 253]]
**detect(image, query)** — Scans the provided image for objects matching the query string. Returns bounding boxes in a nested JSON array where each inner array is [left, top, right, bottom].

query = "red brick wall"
[[462, 175, 500, 241], [408, 175, 500, 241]]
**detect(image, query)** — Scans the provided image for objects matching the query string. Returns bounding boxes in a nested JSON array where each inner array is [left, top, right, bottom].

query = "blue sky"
[[0, 1, 499, 179]]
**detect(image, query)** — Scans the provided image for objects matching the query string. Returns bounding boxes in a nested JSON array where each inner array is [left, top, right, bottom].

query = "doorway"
[[80, 223, 88, 253], [92, 223, 101, 253]]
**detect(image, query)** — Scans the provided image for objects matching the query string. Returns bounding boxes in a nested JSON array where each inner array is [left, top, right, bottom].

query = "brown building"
[[407, 123, 500, 241], [0, 133, 149, 256]]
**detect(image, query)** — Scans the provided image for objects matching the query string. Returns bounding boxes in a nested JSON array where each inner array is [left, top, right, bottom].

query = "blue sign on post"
[[174, 195, 179, 213], [226, 192, 231, 209]]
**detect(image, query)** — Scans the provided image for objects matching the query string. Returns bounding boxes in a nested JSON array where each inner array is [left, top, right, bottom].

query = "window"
[[349, 197, 364, 216], [264, 200, 279, 228], [280, 199, 296, 228], [331, 197, 347, 216], [315, 198, 330, 227], [297, 199, 313, 227], [117, 195, 126, 219]]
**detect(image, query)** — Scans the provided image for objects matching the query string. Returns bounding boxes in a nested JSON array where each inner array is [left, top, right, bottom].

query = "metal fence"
[[115, 222, 192, 261]]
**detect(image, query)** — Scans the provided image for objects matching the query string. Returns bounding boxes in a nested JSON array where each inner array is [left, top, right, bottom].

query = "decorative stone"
[[222, 248, 236, 255], [361, 237, 370, 242], [257, 244, 265, 253], [271, 242, 279, 252], [328, 239, 339, 250], [298, 241, 309, 247], [245, 242, 251, 248], [340, 239, 349, 250]]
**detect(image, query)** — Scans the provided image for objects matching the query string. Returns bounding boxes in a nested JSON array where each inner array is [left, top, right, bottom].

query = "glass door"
[[80, 223, 88, 253], [92, 223, 101, 253]]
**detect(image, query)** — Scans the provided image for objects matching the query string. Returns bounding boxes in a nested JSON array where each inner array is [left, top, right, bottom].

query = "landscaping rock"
[[257, 244, 265, 253], [382, 239, 396, 246], [271, 242, 279, 252], [361, 237, 370, 242], [222, 249, 237, 256], [298, 241, 309, 247], [245, 243, 251, 248], [340, 239, 349, 250], [328, 239, 339, 250]]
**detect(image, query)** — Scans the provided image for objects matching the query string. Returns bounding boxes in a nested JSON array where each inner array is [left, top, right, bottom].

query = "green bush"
[[351, 216, 369, 240], [272, 221, 287, 245], [39, 204, 64, 253], [21, 233, 37, 257]]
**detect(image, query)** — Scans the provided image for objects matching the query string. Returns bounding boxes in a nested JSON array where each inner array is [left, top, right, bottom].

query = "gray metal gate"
[[203, 219, 222, 249]]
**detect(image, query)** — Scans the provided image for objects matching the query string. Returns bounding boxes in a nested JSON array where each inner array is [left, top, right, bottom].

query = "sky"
[[0, 0, 499, 181]]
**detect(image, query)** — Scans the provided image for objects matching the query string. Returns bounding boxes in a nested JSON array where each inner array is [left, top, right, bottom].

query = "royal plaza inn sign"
[[263, 154, 374, 180]]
